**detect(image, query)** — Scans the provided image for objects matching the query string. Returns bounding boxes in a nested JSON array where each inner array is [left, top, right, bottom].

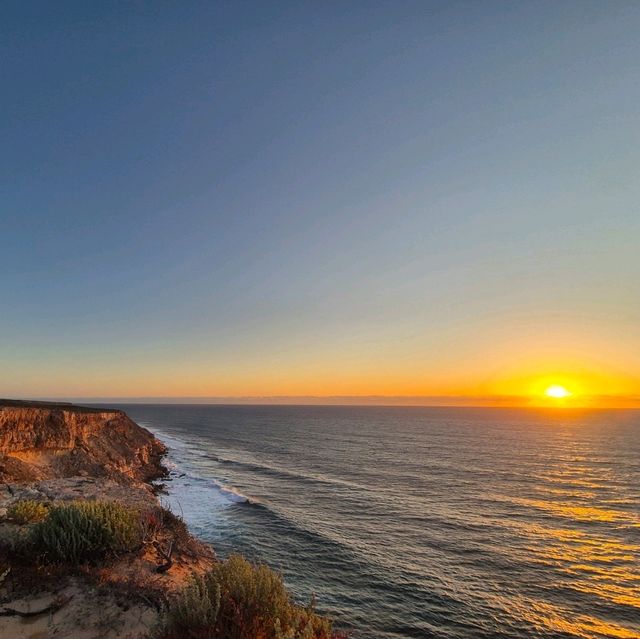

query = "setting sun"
[[544, 384, 572, 399]]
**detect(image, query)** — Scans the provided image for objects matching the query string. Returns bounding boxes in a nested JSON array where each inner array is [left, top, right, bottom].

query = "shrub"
[[168, 574, 221, 638], [163, 554, 340, 639], [7, 499, 50, 524], [140, 506, 190, 546], [30, 500, 141, 564]]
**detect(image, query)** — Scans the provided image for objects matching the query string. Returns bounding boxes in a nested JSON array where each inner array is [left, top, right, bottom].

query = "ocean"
[[103, 405, 640, 639]]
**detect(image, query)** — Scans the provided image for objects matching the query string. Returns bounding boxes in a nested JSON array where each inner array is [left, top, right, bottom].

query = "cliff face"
[[0, 401, 214, 639], [0, 400, 166, 483]]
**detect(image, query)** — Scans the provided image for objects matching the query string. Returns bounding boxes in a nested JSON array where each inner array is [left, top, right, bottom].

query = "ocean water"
[[105, 405, 639, 639]]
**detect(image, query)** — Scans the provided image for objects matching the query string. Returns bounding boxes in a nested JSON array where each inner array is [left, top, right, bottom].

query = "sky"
[[2, 1, 639, 406]]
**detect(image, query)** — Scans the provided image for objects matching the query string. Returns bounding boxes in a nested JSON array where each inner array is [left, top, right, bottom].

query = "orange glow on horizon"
[[8, 349, 640, 407]]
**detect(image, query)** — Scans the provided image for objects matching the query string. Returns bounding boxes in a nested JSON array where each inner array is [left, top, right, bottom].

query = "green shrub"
[[212, 554, 294, 638], [168, 574, 221, 638], [30, 501, 141, 564], [7, 499, 50, 524], [163, 554, 339, 639]]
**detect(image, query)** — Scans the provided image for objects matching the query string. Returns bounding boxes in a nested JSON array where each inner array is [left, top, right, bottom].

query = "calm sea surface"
[[103, 405, 639, 639]]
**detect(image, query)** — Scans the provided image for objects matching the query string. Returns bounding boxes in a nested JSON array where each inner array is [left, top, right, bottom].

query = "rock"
[[0, 400, 167, 484], [0, 400, 217, 639]]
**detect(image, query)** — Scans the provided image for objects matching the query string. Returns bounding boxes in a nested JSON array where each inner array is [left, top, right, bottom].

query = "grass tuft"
[[7, 499, 50, 524]]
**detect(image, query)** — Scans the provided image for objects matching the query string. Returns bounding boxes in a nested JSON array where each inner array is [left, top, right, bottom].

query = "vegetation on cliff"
[[7, 498, 50, 524], [164, 554, 346, 639], [30, 501, 141, 563], [1, 498, 344, 638], [0, 401, 345, 639]]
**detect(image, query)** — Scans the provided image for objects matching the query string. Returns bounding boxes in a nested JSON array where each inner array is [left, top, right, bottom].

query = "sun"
[[544, 384, 572, 399]]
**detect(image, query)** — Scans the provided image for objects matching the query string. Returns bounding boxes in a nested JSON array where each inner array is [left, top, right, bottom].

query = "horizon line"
[[19, 394, 640, 409]]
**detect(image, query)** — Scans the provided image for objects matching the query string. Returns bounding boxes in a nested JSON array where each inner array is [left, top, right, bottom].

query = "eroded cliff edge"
[[0, 400, 215, 639], [0, 399, 167, 483]]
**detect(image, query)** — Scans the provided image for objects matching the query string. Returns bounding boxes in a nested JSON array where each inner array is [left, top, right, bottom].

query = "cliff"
[[0, 400, 166, 483], [0, 401, 214, 639], [0, 401, 340, 639]]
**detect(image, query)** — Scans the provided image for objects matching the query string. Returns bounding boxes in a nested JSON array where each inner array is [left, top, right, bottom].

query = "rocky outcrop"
[[0, 400, 215, 639], [0, 400, 166, 483]]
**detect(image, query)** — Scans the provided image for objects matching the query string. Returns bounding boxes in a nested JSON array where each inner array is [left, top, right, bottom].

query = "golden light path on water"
[[487, 443, 640, 639]]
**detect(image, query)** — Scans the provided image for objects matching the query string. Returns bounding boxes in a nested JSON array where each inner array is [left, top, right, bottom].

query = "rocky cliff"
[[0, 400, 166, 483], [0, 401, 339, 639], [0, 400, 214, 639]]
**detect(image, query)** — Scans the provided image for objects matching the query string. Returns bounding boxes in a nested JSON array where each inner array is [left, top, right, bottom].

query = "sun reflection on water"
[[495, 443, 640, 638]]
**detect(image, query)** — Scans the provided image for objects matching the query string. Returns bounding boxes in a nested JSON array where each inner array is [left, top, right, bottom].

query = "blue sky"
[[2, 1, 639, 400]]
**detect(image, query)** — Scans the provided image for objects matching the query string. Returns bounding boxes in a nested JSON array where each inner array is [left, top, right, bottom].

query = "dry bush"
[[7, 499, 50, 524]]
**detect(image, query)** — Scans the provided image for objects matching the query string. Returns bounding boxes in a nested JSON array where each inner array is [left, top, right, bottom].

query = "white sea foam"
[[141, 423, 250, 535]]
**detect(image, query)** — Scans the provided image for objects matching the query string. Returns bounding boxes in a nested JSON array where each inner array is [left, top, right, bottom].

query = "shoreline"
[[0, 400, 217, 638], [0, 400, 342, 639]]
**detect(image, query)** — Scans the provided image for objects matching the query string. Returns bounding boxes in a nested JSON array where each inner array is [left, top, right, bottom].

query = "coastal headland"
[[0, 400, 341, 639]]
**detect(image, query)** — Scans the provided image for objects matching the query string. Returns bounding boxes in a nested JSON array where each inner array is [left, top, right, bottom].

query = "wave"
[[209, 477, 250, 503], [142, 424, 252, 506], [151, 437, 373, 562], [165, 467, 251, 504], [208, 453, 364, 491], [145, 423, 362, 502], [152, 435, 380, 585]]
